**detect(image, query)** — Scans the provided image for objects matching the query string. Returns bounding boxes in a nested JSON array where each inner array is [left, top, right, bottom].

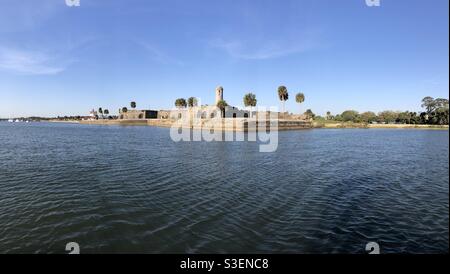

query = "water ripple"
[[0, 123, 448, 253]]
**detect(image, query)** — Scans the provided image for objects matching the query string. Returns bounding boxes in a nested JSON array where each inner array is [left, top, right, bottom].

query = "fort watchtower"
[[215, 86, 223, 105]]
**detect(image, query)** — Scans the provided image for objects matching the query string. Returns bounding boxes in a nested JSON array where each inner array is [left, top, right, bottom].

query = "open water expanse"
[[0, 122, 448, 253]]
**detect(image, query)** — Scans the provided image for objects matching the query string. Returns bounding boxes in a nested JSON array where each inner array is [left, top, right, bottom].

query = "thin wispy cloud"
[[0, 37, 97, 75], [209, 37, 318, 60], [135, 41, 184, 66], [208, 27, 322, 61], [0, 47, 67, 75]]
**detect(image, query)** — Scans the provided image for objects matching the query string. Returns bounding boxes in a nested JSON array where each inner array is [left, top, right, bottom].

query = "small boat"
[[8, 119, 14, 123]]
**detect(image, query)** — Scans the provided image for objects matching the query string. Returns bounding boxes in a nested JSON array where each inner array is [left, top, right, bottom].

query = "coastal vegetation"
[[175, 98, 187, 108], [277, 86, 289, 113], [216, 100, 228, 118], [295, 93, 305, 114], [188, 97, 198, 108], [304, 109, 315, 119], [243, 93, 257, 117], [314, 97, 449, 126], [4, 90, 447, 130]]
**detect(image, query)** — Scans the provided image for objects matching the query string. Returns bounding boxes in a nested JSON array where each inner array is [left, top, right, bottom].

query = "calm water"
[[0, 122, 448, 254]]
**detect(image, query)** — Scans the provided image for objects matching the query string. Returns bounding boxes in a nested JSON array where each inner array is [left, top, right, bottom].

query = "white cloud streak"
[[135, 41, 183, 66], [209, 37, 318, 60], [0, 47, 66, 75]]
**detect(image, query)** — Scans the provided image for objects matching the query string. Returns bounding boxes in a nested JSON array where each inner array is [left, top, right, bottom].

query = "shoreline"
[[314, 122, 449, 130], [40, 119, 450, 131]]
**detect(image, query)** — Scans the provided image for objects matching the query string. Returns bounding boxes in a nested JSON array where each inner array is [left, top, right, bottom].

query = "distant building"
[[167, 86, 250, 120], [89, 109, 98, 120], [119, 109, 158, 120]]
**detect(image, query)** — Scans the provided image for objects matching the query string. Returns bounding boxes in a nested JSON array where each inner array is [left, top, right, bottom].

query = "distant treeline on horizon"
[[1, 97, 448, 126], [310, 97, 449, 125]]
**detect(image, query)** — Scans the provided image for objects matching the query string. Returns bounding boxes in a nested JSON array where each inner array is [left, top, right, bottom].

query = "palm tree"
[[216, 100, 228, 118], [188, 97, 198, 108], [122, 107, 128, 113], [326, 111, 331, 120], [277, 86, 289, 114], [104, 109, 109, 119], [98, 107, 103, 119], [243, 93, 257, 117], [130, 101, 137, 109], [175, 98, 187, 108], [295, 93, 305, 114], [304, 109, 315, 119]]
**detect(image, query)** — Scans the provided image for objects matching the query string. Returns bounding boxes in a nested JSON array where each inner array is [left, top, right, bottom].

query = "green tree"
[[378, 111, 399, 124], [130, 101, 137, 109], [304, 109, 315, 119], [418, 97, 449, 125], [408, 112, 420, 124], [121, 107, 128, 113], [435, 98, 449, 109], [360, 111, 377, 123], [243, 93, 257, 117], [216, 100, 228, 118], [295, 93, 305, 114], [428, 98, 449, 125], [277, 86, 289, 113], [326, 111, 332, 120], [175, 98, 187, 108], [397, 111, 412, 124], [434, 107, 449, 125], [187, 97, 198, 108], [421, 96, 436, 114], [341, 110, 360, 122]]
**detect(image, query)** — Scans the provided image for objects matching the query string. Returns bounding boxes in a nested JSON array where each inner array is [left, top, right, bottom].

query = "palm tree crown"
[[278, 86, 289, 114], [243, 93, 257, 108], [216, 100, 228, 110], [278, 86, 289, 101], [188, 97, 198, 108], [295, 93, 305, 104], [175, 98, 187, 108], [216, 100, 228, 118]]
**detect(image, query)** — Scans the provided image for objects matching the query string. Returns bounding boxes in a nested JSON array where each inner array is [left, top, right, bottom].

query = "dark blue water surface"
[[0, 122, 448, 253]]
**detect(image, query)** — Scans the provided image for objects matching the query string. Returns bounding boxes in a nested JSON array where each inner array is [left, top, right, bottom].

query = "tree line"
[[321, 97, 449, 125]]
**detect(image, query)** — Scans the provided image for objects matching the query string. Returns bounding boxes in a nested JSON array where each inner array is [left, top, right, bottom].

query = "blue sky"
[[0, 0, 448, 118]]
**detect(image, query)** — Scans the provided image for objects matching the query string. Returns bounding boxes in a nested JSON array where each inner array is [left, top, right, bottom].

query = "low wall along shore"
[[80, 118, 313, 131]]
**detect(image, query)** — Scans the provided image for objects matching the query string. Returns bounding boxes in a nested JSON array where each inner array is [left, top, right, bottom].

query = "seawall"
[[80, 118, 313, 131]]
